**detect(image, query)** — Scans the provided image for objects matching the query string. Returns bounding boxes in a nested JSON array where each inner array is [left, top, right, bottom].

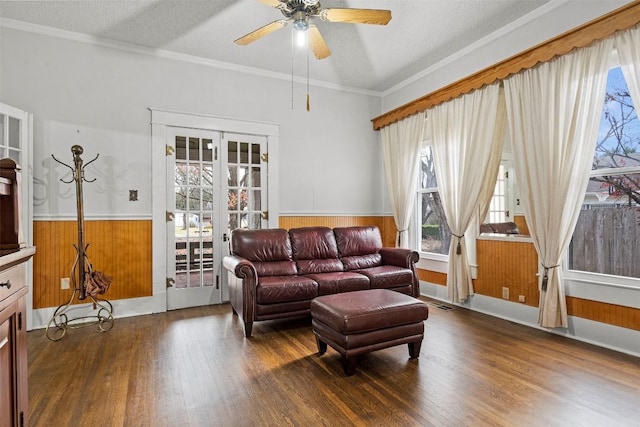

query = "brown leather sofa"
[[223, 225, 420, 337]]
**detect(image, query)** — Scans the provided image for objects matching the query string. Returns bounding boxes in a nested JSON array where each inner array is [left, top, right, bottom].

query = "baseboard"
[[420, 281, 640, 358], [30, 294, 165, 330]]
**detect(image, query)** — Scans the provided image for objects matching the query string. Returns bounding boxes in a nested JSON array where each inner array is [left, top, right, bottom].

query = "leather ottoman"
[[310, 289, 429, 376]]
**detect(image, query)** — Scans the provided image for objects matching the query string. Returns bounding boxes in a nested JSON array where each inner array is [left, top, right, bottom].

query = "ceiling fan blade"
[[234, 20, 288, 45], [256, 0, 282, 7], [320, 9, 392, 25], [309, 26, 331, 59]]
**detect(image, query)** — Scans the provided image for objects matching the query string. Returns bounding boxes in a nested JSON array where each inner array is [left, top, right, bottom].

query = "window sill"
[[477, 233, 532, 243], [417, 252, 478, 279], [564, 271, 640, 309]]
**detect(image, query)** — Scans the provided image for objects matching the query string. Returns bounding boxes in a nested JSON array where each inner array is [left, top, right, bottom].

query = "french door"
[[165, 127, 269, 309], [166, 128, 221, 309]]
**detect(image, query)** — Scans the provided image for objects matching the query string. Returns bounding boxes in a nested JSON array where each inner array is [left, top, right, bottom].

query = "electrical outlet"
[[502, 286, 509, 300], [519, 295, 526, 303], [60, 278, 70, 290]]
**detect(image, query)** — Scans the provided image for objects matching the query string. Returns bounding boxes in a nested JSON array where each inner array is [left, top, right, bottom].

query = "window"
[[484, 161, 515, 224], [417, 145, 451, 255], [568, 66, 640, 279]]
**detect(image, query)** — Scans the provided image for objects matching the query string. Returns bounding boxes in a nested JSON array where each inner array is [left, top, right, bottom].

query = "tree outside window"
[[417, 145, 451, 255], [569, 66, 640, 279]]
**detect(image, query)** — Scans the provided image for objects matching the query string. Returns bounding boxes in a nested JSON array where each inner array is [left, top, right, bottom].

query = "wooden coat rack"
[[46, 145, 113, 340]]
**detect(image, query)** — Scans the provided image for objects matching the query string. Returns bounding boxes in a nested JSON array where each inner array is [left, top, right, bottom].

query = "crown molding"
[[372, 1, 640, 130], [0, 17, 382, 98]]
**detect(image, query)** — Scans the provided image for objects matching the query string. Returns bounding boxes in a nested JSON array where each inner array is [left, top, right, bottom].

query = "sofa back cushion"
[[231, 228, 297, 276], [289, 227, 343, 274], [334, 226, 383, 270]]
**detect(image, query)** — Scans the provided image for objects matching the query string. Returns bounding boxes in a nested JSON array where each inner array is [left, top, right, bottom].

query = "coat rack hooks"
[[51, 144, 99, 184], [46, 144, 113, 341]]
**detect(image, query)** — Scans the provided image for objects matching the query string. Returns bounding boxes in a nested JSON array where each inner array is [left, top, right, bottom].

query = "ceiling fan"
[[234, 0, 392, 59]]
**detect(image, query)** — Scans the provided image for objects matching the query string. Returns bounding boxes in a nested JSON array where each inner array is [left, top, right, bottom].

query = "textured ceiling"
[[0, 0, 551, 93]]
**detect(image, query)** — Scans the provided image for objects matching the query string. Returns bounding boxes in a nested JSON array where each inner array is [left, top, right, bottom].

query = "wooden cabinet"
[[0, 248, 35, 427]]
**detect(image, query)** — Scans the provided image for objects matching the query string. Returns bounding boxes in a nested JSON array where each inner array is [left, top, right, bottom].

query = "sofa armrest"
[[379, 247, 419, 268], [223, 255, 257, 280], [223, 255, 258, 337], [379, 248, 420, 297]]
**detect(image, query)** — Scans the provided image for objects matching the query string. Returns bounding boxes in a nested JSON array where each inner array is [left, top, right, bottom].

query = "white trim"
[[149, 108, 280, 136], [278, 212, 390, 217], [477, 233, 533, 243], [33, 213, 152, 221], [564, 277, 640, 309], [420, 282, 640, 357], [382, 0, 570, 97], [0, 18, 381, 98], [417, 255, 448, 274], [590, 165, 640, 176]]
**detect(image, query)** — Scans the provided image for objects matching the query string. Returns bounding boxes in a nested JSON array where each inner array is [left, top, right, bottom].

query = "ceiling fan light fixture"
[[293, 13, 309, 47], [303, 0, 320, 6], [292, 18, 309, 31], [294, 26, 307, 47]]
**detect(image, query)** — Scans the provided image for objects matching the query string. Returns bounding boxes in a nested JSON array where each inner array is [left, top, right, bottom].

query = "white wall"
[[0, 26, 384, 220], [382, 0, 633, 111]]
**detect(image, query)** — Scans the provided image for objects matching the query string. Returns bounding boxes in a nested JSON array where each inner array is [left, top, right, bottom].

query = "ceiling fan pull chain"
[[291, 28, 295, 110], [306, 35, 310, 112]]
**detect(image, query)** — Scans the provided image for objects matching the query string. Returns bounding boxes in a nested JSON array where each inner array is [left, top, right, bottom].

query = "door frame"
[[150, 108, 279, 313], [0, 103, 34, 329]]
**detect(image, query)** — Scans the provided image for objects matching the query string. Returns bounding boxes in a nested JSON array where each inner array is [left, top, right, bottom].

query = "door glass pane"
[[9, 150, 20, 163], [8, 117, 20, 148], [173, 135, 216, 290], [228, 166, 237, 186], [176, 136, 187, 160], [203, 139, 213, 162], [238, 166, 248, 187], [252, 167, 261, 187], [251, 190, 261, 210], [251, 143, 260, 164], [0, 114, 4, 147], [226, 137, 266, 234], [228, 141, 237, 163], [250, 213, 261, 229], [189, 137, 200, 161]]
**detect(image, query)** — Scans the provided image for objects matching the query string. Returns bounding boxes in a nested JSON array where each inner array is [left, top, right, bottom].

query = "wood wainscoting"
[[474, 237, 539, 306], [33, 220, 152, 309], [279, 215, 397, 247]]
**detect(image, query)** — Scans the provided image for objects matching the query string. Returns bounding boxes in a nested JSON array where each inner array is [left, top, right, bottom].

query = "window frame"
[[563, 60, 640, 291], [483, 158, 516, 226], [413, 142, 450, 272]]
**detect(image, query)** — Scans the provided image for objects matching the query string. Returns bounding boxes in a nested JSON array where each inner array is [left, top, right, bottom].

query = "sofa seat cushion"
[[256, 275, 318, 304], [304, 272, 369, 295], [356, 266, 414, 289]]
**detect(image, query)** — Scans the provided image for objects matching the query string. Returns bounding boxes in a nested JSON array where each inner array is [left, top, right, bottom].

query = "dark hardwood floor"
[[27, 299, 640, 427]]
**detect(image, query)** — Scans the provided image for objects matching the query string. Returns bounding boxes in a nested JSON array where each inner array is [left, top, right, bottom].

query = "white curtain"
[[504, 38, 613, 328], [429, 83, 506, 303], [615, 25, 640, 108], [381, 113, 425, 248]]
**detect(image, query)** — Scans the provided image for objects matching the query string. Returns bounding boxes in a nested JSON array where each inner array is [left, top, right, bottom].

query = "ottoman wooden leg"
[[408, 340, 422, 359], [342, 356, 358, 376], [316, 336, 327, 355]]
